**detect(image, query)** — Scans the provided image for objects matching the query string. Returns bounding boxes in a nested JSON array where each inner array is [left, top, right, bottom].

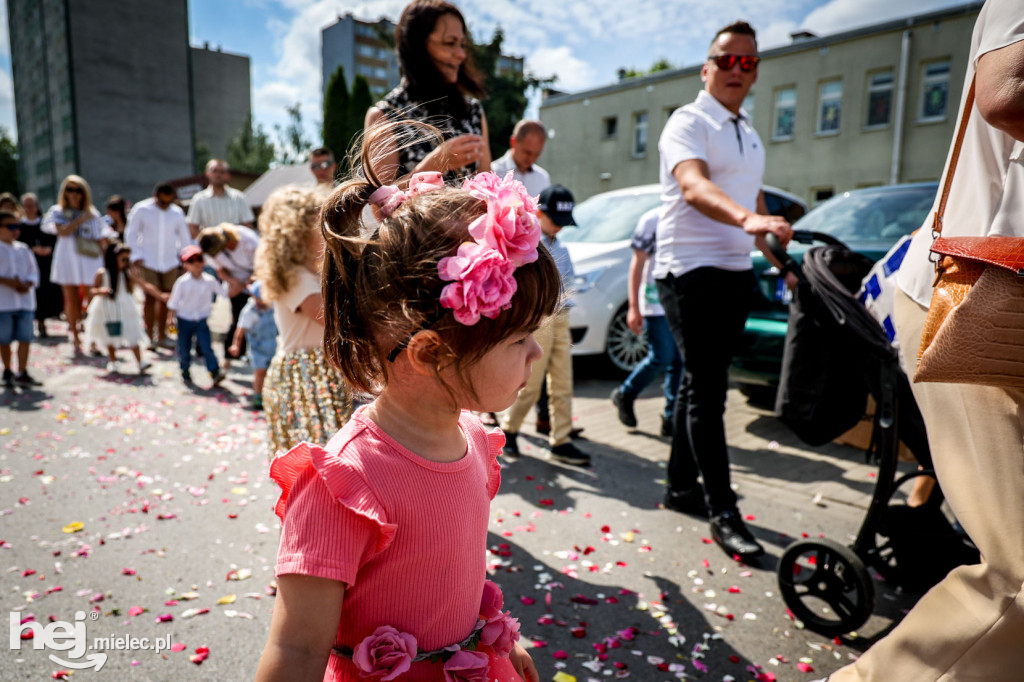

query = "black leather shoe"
[[502, 432, 520, 459], [611, 388, 637, 427], [711, 510, 764, 558], [660, 415, 673, 437], [663, 488, 708, 518], [550, 442, 591, 466]]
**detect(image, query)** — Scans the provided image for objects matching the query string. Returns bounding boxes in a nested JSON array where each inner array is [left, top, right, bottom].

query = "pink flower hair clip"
[[437, 171, 541, 326], [368, 171, 446, 218]]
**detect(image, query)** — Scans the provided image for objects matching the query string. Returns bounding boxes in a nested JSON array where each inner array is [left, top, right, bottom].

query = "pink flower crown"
[[368, 170, 542, 327]]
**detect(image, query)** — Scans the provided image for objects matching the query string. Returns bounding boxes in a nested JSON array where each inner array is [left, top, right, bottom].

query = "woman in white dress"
[[41, 175, 106, 352], [85, 242, 150, 374]]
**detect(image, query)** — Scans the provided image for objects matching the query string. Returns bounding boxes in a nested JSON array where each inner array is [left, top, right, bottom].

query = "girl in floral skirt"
[[255, 121, 559, 682], [254, 187, 352, 456]]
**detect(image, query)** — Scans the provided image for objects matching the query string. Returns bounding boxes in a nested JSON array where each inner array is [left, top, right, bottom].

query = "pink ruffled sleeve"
[[271, 442, 398, 586]]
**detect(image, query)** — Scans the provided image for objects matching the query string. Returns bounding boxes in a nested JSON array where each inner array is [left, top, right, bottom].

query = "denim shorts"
[[0, 309, 34, 344]]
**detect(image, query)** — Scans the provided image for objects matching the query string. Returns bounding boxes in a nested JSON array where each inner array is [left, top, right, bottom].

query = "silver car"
[[562, 184, 807, 371]]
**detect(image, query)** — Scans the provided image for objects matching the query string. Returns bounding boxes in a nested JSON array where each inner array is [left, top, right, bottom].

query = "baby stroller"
[[765, 231, 978, 637]]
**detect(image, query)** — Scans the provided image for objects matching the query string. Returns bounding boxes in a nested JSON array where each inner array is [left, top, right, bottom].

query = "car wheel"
[[606, 306, 649, 372]]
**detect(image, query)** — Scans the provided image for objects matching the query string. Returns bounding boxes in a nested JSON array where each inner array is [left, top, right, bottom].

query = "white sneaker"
[[138, 360, 152, 374], [105, 361, 118, 373]]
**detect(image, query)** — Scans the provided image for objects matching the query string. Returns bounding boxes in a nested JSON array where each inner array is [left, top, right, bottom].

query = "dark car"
[[731, 182, 939, 391]]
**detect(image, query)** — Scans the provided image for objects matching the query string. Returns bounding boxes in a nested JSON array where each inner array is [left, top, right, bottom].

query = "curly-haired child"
[[255, 122, 559, 681]]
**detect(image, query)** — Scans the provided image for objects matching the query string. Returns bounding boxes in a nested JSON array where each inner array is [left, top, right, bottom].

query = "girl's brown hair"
[[320, 120, 561, 397]]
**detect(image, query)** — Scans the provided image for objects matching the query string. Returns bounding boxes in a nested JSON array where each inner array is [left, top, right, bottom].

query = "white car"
[[562, 184, 807, 371]]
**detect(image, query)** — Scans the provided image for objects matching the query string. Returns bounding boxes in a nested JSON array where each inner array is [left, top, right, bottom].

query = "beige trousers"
[[501, 310, 573, 447], [831, 286, 1024, 681]]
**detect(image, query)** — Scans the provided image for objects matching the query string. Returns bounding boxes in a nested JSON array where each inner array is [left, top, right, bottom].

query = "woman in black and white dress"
[[364, 0, 491, 185], [41, 175, 106, 353]]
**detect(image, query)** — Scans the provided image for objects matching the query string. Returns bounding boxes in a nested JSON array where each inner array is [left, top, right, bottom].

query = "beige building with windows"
[[538, 2, 982, 205]]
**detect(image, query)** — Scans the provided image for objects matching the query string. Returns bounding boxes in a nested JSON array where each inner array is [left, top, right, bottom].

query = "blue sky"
[[0, 0, 967, 145]]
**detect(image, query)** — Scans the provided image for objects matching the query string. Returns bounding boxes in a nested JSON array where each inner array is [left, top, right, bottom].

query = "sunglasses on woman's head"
[[707, 53, 760, 72]]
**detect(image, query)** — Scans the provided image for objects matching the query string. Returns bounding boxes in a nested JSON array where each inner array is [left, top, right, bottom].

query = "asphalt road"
[[1, 332, 922, 681]]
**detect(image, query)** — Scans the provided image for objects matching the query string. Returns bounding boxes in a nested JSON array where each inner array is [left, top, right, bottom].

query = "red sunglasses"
[[708, 53, 760, 72]]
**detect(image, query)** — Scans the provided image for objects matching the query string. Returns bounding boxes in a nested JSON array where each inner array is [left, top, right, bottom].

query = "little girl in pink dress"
[[256, 122, 561, 682]]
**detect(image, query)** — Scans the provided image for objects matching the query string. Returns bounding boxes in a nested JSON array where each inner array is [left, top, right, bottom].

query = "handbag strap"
[[931, 79, 975, 237]]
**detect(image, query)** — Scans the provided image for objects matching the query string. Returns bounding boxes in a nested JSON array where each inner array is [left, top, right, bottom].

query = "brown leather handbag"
[[915, 80, 1024, 388]]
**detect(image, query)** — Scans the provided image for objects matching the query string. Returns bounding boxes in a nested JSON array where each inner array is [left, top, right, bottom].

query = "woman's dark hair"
[[395, 0, 485, 112], [105, 195, 127, 227], [319, 119, 561, 399], [103, 241, 133, 297]]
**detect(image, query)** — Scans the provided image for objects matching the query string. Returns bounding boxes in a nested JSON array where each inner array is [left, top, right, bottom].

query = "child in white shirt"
[[167, 244, 227, 386], [0, 211, 40, 387]]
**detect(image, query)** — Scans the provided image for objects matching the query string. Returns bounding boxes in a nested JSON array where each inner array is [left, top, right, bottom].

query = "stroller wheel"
[[777, 538, 874, 637]]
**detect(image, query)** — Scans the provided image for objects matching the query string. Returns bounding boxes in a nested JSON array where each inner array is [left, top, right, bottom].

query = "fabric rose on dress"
[[438, 242, 517, 325], [352, 625, 417, 680], [368, 185, 408, 218], [442, 649, 490, 682], [479, 612, 521, 657], [408, 171, 445, 196], [467, 189, 541, 267], [479, 580, 504, 621]]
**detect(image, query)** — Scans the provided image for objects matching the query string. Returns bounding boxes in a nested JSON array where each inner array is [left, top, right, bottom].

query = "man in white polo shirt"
[[654, 20, 793, 560], [125, 183, 193, 350], [186, 159, 255, 238], [490, 120, 551, 197]]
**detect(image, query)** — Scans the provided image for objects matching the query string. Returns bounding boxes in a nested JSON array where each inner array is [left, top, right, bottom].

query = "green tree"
[[0, 127, 20, 194], [618, 58, 675, 81], [471, 29, 554, 160], [194, 139, 212, 175], [322, 66, 351, 167], [348, 75, 374, 149], [274, 102, 312, 165], [226, 114, 275, 175]]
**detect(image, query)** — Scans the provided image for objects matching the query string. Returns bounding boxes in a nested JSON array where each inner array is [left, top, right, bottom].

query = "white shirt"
[[273, 268, 324, 354], [491, 150, 551, 197], [630, 207, 665, 317], [898, 0, 1024, 306], [653, 90, 765, 278], [207, 226, 259, 281], [0, 240, 40, 312], [167, 272, 226, 321], [124, 198, 193, 273], [186, 186, 254, 229]]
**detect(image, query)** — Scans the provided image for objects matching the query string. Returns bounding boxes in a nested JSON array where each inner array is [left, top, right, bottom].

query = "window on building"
[[64, 146, 75, 163], [357, 44, 376, 58], [866, 70, 894, 128], [62, 115, 73, 133], [633, 111, 648, 157], [742, 93, 755, 121], [920, 59, 951, 121], [773, 87, 796, 140], [817, 80, 842, 134], [603, 116, 618, 139], [811, 187, 835, 206], [356, 63, 374, 78], [374, 67, 388, 79]]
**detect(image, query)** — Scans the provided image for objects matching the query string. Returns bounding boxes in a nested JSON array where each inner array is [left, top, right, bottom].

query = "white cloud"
[[527, 46, 596, 92], [800, 0, 964, 35]]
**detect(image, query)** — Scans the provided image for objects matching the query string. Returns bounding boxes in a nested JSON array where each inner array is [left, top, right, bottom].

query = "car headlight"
[[572, 267, 607, 295]]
